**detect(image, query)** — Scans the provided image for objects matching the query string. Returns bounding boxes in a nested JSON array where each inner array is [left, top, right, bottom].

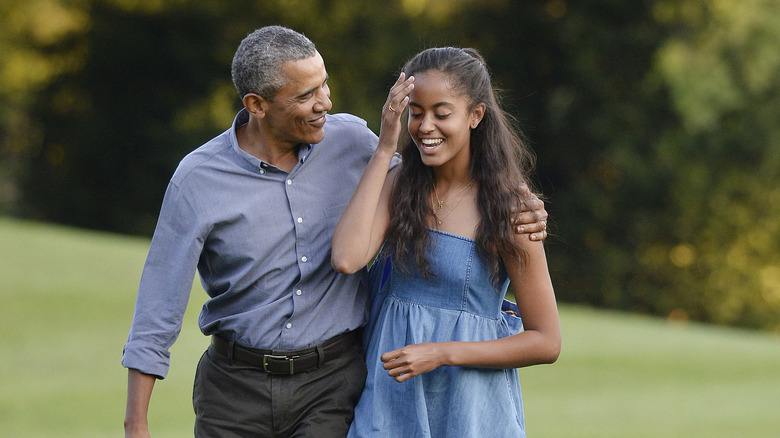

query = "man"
[[123, 26, 548, 437]]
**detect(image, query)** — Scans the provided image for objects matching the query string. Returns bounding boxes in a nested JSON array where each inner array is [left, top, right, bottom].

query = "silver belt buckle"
[[263, 354, 297, 375]]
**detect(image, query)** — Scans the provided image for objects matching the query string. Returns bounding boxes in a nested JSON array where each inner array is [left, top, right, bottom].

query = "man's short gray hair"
[[231, 26, 317, 99]]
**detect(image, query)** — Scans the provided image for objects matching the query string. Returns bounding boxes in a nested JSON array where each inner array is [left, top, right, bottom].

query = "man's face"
[[262, 52, 332, 149]]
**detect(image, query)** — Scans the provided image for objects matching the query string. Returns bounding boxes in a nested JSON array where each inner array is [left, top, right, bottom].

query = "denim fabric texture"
[[349, 229, 526, 438]]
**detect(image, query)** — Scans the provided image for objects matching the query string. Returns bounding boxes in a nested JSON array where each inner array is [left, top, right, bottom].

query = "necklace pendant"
[[437, 201, 444, 208], [438, 219, 443, 225]]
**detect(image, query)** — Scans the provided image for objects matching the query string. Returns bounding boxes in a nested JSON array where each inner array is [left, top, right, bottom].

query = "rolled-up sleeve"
[[122, 181, 204, 379]]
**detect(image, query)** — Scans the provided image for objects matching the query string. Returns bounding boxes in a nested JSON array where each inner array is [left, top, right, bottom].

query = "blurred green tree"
[[643, 0, 780, 328], [0, 0, 89, 214], [2, 0, 779, 330], [17, 1, 249, 232]]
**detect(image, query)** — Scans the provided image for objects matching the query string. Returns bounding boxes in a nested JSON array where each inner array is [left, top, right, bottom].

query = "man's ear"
[[243, 93, 267, 118], [469, 102, 486, 129]]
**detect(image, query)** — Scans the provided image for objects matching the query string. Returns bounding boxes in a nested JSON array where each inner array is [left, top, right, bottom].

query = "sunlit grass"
[[1, 216, 778, 437], [521, 306, 780, 437], [0, 217, 205, 437]]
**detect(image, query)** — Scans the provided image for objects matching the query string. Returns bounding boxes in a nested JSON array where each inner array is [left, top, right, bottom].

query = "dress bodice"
[[380, 229, 509, 318]]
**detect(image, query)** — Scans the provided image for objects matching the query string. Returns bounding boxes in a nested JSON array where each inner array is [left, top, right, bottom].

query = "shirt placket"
[[280, 166, 310, 349]]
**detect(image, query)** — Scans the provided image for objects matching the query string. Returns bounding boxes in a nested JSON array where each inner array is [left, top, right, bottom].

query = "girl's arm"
[[331, 73, 414, 274], [381, 236, 561, 382]]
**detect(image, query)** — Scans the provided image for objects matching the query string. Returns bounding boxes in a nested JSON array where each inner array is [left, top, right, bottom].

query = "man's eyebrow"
[[296, 74, 329, 99]]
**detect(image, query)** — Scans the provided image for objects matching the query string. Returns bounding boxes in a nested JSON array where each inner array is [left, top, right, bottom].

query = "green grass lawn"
[[1, 216, 779, 437]]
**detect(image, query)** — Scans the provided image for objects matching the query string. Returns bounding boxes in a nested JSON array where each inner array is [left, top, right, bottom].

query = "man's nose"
[[314, 89, 332, 112]]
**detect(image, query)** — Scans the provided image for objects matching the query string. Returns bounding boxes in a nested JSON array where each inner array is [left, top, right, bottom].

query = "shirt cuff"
[[121, 340, 172, 379]]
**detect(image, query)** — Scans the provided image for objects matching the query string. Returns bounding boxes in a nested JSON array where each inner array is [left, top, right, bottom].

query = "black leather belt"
[[210, 330, 359, 375]]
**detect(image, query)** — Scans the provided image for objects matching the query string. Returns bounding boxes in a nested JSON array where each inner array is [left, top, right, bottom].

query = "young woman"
[[332, 47, 561, 437]]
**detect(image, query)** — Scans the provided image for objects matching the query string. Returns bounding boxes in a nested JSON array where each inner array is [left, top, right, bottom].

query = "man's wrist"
[[124, 416, 148, 431]]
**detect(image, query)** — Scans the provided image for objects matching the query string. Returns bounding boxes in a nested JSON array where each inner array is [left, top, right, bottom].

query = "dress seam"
[[461, 244, 474, 312], [384, 296, 502, 321]]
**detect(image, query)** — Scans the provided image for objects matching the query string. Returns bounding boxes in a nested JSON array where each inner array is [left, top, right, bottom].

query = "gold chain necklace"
[[431, 180, 474, 225]]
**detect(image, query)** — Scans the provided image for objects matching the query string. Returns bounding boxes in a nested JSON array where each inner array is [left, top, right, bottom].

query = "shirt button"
[[296, 289, 302, 296], [301, 256, 308, 263], [286, 323, 292, 329], [297, 217, 303, 223], [259, 169, 265, 175], [287, 179, 292, 185]]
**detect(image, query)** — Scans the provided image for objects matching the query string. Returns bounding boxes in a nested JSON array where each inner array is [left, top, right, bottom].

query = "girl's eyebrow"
[[408, 101, 455, 109]]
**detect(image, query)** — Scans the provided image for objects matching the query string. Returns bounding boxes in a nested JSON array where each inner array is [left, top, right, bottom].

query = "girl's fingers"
[[393, 77, 414, 100], [387, 74, 414, 107], [380, 349, 400, 363]]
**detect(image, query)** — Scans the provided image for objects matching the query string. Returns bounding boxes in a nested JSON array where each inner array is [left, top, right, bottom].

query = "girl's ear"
[[469, 103, 486, 129]]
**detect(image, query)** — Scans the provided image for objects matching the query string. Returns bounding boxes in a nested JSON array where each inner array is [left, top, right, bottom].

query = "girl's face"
[[407, 71, 484, 170]]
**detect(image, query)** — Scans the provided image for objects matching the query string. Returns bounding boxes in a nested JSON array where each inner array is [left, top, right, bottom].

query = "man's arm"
[[122, 180, 204, 436], [124, 369, 156, 438]]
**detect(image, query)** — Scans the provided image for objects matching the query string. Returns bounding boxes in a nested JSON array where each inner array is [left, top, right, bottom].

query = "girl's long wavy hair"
[[385, 47, 537, 283]]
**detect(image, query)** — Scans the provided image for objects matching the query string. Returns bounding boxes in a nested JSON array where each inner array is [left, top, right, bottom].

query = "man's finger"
[[514, 211, 544, 228], [516, 220, 548, 233], [530, 230, 548, 241], [517, 182, 531, 195]]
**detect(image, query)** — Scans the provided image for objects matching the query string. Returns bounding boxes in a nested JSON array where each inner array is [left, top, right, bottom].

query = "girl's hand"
[[380, 342, 445, 383], [377, 73, 414, 153]]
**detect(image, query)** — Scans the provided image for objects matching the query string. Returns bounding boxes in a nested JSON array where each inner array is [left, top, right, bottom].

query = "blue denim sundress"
[[348, 229, 526, 438]]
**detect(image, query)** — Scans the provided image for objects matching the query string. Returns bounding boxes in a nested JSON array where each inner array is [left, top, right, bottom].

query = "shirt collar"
[[230, 108, 314, 172]]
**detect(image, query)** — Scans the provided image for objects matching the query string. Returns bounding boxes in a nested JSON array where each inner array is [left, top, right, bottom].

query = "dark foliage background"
[[2, 0, 778, 330]]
